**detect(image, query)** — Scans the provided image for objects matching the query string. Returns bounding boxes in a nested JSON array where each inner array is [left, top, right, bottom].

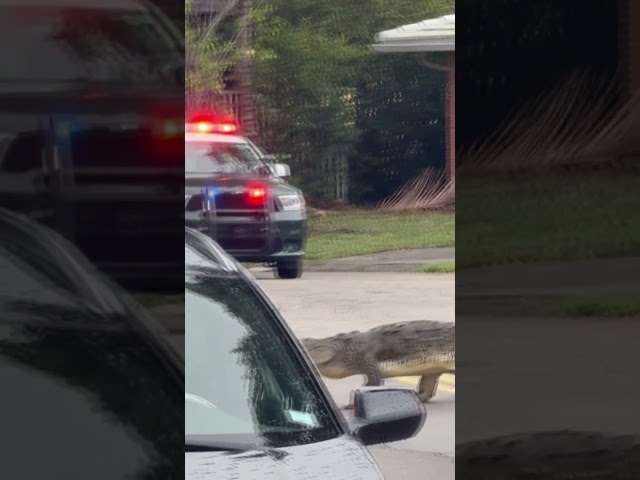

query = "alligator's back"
[[367, 321, 455, 377], [302, 320, 455, 380]]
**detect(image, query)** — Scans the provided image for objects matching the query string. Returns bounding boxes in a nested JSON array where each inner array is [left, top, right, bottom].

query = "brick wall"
[[447, 53, 455, 182]]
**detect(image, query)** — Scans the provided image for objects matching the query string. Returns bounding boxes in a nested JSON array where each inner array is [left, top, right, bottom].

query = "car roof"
[[185, 132, 249, 144], [184, 227, 241, 275]]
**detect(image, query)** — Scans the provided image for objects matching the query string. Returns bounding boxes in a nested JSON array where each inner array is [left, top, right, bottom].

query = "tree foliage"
[[185, 0, 241, 111], [251, 0, 454, 203], [184, 0, 455, 203]]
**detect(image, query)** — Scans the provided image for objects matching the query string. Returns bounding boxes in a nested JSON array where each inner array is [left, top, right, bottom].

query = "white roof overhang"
[[371, 14, 455, 53]]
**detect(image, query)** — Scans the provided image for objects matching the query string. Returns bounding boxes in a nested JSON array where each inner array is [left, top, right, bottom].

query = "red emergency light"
[[248, 187, 266, 199], [187, 114, 238, 135], [246, 183, 267, 206]]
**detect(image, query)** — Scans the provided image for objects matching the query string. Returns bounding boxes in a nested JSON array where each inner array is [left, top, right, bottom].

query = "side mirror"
[[273, 163, 291, 177], [348, 387, 426, 446]]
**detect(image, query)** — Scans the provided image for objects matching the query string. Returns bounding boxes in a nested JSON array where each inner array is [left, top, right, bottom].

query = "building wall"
[[447, 53, 455, 182]]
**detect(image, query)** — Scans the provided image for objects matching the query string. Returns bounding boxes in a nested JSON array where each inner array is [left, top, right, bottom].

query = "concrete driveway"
[[254, 269, 455, 480]]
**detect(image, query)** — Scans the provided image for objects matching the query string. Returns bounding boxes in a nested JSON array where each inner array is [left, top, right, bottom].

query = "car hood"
[[185, 435, 384, 480]]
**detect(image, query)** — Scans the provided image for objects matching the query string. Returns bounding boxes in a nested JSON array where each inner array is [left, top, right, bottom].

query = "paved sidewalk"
[[250, 248, 455, 273], [456, 315, 640, 444], [457, 257, 640, 446]]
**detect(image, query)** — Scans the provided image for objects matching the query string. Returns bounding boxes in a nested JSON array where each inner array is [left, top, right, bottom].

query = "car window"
[[185, 263, 342, 448], [185, 141, 264, 175], [0, 5, 180, 89]]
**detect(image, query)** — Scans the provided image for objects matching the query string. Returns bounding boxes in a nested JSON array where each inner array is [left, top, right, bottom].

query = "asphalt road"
[[254, 270, 455, 480], [455, 258, 640, 446], [455, 315, 640, 445]]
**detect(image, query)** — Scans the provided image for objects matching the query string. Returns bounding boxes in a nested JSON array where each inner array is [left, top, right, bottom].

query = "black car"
[[0, 208, 183, 478], [0, 0, 185, 292], [185, 122, 307, 279], [185, 227, 427, 479]]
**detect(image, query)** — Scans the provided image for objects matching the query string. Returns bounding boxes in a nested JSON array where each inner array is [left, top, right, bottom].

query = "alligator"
[[301, 320, 455, 405], [457, 431, 640, 478]]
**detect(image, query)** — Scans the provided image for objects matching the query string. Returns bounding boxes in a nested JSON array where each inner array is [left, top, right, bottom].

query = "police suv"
[[0, 0, 184, 292], [184, 118, 307, 279]]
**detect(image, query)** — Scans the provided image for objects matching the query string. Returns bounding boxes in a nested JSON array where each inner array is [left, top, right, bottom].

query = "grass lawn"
[[551, 295, 640, 318], [457, 170, 640, 268], [416, 262, 455, 273], [306, 208, 455, 260]]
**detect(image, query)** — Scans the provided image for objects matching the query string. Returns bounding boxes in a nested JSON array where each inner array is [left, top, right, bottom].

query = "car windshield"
[[0, 5, 182, 90], [185, 254, 342, 449], [185, 141, 272, 176]]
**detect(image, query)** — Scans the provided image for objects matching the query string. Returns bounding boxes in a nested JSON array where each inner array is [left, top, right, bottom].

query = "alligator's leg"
[[417, 374, 440, 403], [342, 359, 383, 410], [364, 371, 384, 387]]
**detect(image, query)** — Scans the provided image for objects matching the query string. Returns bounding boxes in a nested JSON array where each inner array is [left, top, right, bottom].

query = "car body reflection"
[[0, 209, 182, 478]]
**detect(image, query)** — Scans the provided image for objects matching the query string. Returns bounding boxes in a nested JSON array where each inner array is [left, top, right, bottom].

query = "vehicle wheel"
[[276, 258, 303, 279]]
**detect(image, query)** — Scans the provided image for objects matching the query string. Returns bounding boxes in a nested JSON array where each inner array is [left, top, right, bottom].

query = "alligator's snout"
[[300, 338, 316, 350], [305, 345, 338, 365]]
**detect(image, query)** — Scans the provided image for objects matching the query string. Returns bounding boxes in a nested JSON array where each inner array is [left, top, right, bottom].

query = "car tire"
[[276, 258, 303, 279]]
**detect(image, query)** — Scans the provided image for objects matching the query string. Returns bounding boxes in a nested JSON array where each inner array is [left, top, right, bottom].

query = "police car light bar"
[[186, 115, 238, 135]]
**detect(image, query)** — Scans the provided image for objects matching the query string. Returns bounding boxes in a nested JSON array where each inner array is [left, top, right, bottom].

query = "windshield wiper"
[[185, 440, 289, 460], [185, 443, 250, 452]]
